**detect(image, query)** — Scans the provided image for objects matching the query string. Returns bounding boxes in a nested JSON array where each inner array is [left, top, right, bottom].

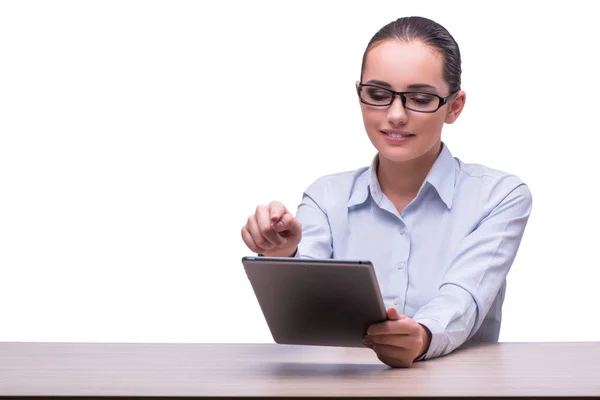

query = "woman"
[[241, 16, 532, 368]]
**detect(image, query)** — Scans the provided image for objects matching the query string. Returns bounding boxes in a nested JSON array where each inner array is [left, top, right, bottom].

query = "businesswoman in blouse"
[[241, 16, 532, 368]]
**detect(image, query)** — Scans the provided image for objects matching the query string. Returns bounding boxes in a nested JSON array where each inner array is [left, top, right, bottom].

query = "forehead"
[[363, 40, 447, 91]]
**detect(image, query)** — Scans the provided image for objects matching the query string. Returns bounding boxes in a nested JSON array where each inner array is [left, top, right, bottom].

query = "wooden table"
[[1, 342, 599, 398]]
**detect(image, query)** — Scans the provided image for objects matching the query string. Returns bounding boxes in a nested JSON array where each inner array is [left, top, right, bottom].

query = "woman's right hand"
[[241, 201, 302, 257]]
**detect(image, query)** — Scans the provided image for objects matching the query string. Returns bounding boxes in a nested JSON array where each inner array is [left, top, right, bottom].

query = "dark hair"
[[360, 16, 462, 93]]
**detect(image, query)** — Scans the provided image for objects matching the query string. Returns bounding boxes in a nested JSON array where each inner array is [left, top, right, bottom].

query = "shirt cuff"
[[413, 318, 446, 360]]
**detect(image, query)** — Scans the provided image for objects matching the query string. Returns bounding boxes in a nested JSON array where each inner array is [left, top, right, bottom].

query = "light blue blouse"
[[294, 143, 532, 359]]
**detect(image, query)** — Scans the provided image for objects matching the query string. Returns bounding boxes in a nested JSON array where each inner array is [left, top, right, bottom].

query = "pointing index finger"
[[268, 201, 287, 222]]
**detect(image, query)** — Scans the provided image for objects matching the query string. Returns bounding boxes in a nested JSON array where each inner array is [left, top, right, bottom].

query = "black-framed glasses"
[[357, 83, 456, 113]]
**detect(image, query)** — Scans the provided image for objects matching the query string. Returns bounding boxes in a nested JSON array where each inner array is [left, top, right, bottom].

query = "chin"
[[372, 137, 441, 164], [377, 148, 424, 164]]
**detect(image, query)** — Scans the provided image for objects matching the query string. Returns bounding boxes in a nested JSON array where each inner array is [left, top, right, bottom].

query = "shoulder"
[[454, 158, 532, 211], [302, 166, 370, 203]]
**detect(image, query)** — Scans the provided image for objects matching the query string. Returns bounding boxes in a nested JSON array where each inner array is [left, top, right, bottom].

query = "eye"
[[366, 88, 392, 101], [405, 93, 436, 106], [415, 97, 432, 104], [408, 96, 433, 104]]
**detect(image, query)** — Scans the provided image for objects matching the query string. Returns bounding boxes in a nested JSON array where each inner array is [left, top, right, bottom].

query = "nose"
[[386, 94, 408, 125]]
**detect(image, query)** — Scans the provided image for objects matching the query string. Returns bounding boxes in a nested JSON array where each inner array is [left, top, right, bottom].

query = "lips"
[[381, 130, 415, 139]]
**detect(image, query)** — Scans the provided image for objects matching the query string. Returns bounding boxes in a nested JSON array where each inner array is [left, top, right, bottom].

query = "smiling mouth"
[[382, 131, 415, 139]]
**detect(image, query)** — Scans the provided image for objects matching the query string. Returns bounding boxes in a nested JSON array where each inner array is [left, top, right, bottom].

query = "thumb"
[[386, 307, 406, 320]]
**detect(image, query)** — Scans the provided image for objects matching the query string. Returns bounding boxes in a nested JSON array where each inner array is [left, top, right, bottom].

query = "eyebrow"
[[364, 80, 438, 91]]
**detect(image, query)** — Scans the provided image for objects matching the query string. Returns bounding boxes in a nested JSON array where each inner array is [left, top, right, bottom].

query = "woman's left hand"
[[363, 307, 432, 368]]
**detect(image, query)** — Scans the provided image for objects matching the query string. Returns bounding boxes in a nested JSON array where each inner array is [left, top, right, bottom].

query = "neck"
[[377, 142, 442, 198]]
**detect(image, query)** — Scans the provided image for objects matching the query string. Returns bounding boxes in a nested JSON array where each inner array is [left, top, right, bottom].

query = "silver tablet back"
[[242, 257, 387, 347]]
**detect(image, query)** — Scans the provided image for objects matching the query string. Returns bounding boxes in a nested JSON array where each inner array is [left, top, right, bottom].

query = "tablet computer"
[[242, 256, 387, 347]]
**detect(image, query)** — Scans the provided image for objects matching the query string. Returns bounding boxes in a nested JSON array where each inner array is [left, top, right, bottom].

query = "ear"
[[444, 90, 466, 124]]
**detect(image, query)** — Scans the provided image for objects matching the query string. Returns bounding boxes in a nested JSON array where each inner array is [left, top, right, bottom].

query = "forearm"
[[413, 284, 478, 359], [294, 192, 333, 259]]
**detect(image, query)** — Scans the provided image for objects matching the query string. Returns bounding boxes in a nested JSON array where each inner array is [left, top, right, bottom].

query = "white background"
[[1, 0, 599, 343]]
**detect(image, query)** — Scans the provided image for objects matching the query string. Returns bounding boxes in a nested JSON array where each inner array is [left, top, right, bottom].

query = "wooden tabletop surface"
[[1, 341, 599, 398]]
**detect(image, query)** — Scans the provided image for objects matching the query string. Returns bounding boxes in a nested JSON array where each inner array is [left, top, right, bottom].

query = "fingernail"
[[273, 221, 284, 229]]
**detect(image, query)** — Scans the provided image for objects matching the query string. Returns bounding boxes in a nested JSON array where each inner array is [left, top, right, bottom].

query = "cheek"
[[412, 113, 445, 133], [360, 107, 382, 129]]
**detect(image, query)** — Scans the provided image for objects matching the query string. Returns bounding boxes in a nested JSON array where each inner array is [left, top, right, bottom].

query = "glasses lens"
[[360, 86, 393, 106], [404, 93, 439, 112]]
